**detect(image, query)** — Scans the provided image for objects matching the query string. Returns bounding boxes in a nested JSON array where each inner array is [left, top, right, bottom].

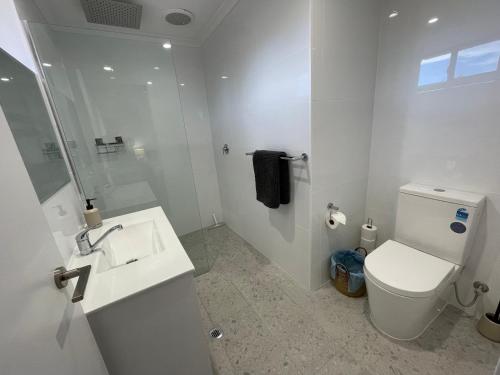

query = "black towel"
[[252, 150, 290, 209]]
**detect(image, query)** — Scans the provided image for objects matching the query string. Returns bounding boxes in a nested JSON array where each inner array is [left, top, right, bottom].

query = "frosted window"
[[418, 53, 451, 86], [455, 40, 500, 78]]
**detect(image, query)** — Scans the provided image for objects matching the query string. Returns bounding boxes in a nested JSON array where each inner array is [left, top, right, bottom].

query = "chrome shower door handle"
[[54, 265, 91, 303]]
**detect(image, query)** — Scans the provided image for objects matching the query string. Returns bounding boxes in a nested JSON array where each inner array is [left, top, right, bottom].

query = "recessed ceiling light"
[[221, 75, 228, 79], [0, 77, 10, 82], [179, 83, 185, 86], [162, 42, 172, 49], [147, 81, 153, 85], [103, 66, 114, 71], [42, 62, 52, 67], [389, 11, 399, 18], [154, 66, 160, 70], [428, 17, 439, 24]]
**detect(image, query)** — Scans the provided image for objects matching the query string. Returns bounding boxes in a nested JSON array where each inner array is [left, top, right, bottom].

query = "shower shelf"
[[95, 136, 125, 154]]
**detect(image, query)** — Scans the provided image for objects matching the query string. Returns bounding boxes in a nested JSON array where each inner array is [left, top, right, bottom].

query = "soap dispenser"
[[83, 198, 102, 227]]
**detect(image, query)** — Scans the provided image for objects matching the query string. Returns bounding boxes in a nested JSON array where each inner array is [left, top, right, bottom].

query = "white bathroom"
[[1, 0, 500, 374]]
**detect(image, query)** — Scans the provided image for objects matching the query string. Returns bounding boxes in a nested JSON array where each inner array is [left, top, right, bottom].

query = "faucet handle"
[[75, 224, 102, 242]]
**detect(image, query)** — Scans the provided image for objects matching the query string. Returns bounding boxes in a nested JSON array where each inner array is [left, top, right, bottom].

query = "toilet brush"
[[493, 299, 500, 323], [478, 298, 500, 342]]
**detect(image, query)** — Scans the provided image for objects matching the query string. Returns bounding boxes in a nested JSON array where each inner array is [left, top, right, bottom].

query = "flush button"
[[450, 222, 467, 234]]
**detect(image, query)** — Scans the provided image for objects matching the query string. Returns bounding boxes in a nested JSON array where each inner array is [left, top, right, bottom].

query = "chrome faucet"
[[76, 224, 123, 256]]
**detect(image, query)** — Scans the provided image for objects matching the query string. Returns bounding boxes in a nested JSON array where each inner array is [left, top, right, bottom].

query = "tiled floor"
[[192, 226, 499, 375]]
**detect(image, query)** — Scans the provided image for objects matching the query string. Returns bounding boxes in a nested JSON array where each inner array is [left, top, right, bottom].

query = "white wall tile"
[[311, 0, 381, 103], [309, 0, 380, 289], [203, 0, 313, 289]]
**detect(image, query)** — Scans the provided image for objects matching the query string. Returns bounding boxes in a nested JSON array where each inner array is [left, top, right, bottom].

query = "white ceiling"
[[20, 0, 239, 46]]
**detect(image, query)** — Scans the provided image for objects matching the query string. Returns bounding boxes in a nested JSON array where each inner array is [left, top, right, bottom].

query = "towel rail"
[[245, 152, 308, 162]]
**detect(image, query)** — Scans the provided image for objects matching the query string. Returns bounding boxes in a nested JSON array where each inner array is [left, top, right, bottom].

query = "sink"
[[96, 220, 165, 273], [68, 206, 195, 313]]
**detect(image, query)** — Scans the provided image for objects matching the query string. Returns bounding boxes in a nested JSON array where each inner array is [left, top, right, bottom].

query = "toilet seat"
[[364, 240, 457, 298]]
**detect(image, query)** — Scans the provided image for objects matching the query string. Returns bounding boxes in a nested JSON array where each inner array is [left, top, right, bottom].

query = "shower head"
[[165, 9, 194, 26], [81, 0, 142, 29]]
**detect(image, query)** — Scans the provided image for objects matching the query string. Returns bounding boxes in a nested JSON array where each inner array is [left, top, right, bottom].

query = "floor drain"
[[209, 328, 223, 339]]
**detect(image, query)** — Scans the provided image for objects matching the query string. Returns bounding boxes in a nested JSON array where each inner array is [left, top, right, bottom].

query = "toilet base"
[[369, 304, 446, 341], [366, 272, 450, 340]]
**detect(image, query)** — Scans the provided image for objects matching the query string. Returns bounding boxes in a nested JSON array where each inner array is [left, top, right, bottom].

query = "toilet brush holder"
[[477, 299, 500, 342]]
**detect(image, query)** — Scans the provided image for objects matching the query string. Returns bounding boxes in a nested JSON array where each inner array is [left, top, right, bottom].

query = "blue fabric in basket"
[[330, 250, 365, 293]]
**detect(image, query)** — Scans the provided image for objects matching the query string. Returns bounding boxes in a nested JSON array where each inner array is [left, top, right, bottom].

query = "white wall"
[[172, 45, 223, 229], [0, 0, 36, 71], [366, 0, 500, 315], [309, 0, 380, 289], [2, 0, 85, 263], [203, 0, 312, 288], [42, 183, 85, 263]]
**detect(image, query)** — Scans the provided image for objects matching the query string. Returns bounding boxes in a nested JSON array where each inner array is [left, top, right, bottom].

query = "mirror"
[[0, 48, 70, 202]]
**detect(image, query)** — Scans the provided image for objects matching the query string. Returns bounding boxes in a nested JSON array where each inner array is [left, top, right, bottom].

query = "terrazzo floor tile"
[[196, 271, 250, 320], [316, 349, 374, 375], [198, 299, 236, 375], [194, 226, 500, 375]]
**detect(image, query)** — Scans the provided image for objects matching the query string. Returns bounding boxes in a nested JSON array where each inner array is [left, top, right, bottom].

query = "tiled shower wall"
[[203, 0, 313, 288]]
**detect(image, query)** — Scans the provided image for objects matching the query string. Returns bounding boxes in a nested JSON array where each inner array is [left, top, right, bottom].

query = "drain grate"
[[209, 328, 223, 340]]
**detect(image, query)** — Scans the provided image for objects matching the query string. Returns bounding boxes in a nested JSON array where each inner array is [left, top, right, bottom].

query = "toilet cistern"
[[76, 224, 123, 256]]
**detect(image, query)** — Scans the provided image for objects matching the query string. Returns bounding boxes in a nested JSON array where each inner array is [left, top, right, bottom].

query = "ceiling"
[[17, 0, 239, 46]]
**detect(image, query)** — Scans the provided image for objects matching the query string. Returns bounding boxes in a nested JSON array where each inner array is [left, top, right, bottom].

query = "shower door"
[[28, 23, 212, 275]]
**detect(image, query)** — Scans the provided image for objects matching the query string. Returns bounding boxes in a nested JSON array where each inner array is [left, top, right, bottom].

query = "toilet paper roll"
[[360, 237, 376, 252], [325, 210, 347, 230], [361, 224, 378, 241]]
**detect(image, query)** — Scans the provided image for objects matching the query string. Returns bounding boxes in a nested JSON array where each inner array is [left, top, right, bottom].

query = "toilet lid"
[[364, 240, 456, 298]]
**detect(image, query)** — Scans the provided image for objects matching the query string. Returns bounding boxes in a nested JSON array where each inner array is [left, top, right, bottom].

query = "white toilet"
[[364, 183, 485, 340]]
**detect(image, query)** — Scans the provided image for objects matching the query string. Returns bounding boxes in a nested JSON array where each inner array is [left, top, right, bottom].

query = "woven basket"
[[332, 247, 367, 298]]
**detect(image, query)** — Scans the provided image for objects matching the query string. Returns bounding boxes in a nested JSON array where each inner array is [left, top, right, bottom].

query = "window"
[[418, 53, 451, 87], [455, 40, 500, 78]]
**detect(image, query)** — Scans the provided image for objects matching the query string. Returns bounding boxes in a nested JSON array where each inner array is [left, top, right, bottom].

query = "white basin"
[[68, 206, 195, 313], [96, 220, 165, 274]]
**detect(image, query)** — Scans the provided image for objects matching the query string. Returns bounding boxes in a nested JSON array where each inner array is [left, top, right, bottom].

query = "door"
[[0, 106, 108, 374]]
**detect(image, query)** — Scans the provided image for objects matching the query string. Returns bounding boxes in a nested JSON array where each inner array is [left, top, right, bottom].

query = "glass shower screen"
[[28, 23, 211, 275]]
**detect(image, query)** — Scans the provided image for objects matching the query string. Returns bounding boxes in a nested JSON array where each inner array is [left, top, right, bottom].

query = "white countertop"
[[68, 207, 195, 314]]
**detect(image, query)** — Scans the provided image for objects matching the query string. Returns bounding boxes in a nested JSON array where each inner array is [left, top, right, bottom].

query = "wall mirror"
[[0, 48, 70, 202]]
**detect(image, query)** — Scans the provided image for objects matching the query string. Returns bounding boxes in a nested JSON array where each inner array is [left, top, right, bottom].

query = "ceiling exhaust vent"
[[81, 0, 142, 29]]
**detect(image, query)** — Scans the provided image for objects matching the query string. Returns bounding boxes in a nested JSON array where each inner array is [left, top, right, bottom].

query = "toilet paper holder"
[[327, 202, 339, 211], [326, 203, 347, 228], [327, 203, 340, 225]]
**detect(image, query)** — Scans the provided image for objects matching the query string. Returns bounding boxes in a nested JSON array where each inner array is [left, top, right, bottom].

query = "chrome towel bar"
[[245, 152, 308, 162]]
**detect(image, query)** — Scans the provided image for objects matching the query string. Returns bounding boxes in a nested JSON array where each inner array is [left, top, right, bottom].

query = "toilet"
[[364, 183, 485, 340]]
